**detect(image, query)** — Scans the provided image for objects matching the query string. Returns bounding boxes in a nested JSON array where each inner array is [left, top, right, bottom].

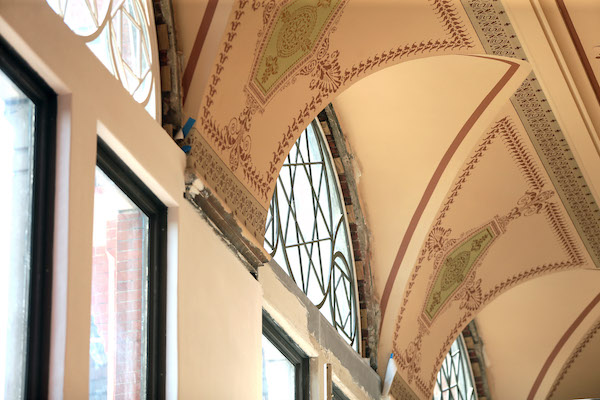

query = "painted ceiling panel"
[[183, 0, 490, 239], [174, 0, 600, 398], [475, 270, 600, 400], [332, 54, 529, 321], [388, 105, 589, 398]]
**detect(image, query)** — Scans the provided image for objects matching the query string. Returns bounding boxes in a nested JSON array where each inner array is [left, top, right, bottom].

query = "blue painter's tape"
[[182, 145, 192, 153], [182, 117, 196, 138]]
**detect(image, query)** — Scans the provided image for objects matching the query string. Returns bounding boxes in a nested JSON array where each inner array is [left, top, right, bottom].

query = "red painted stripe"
[[379, 57, 521, 326], [527, 291, 600, 400], [182, 0, 219, 105], [555, 0, 600, 107]]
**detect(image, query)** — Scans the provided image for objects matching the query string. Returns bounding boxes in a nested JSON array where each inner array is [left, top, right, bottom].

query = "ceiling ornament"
[[462, 0, 600, 268], [248, 0, 346, 105], [390, 115, 585, 397], [184, 0, 478, 239]]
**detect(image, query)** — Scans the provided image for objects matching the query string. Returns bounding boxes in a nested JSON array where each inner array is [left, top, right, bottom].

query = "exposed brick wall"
[[317, 107, 380, 369], [91, 209, 146, 399], [461, 321, 492, 400], [152, 0, 183, 137]]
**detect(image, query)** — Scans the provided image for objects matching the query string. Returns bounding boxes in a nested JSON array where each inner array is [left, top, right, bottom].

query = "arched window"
[[46, 0, 159, 119], [433, 334, 477, 400], [264, 120, 360, 351]]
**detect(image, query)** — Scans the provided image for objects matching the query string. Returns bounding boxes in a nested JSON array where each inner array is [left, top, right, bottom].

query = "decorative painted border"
[[185, 127, 267, 238], [188, 0, 476, 239], [392, 116, 584, 397], [246, 0, 348, 106], [462, 0, 600, 268], [547, 318, 600, 399]]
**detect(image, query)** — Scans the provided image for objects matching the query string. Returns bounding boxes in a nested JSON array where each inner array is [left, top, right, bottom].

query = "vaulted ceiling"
[[172, 0, 600, 398]]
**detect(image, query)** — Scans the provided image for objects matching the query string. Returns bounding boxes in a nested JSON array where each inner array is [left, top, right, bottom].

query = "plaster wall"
[[0, 1, 262, 398], [0, 1, 383, 399], [260, 260, 382, 400]]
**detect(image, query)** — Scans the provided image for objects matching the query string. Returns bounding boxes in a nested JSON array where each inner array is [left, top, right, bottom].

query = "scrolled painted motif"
[[187, 0, 478, 238], [392, 116, 585, 397], [463, 0, 600, 268]]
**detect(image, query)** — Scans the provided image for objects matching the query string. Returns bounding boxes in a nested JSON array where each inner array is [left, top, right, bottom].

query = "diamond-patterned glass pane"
[[433, 335, 477, 400], [265, 121, 359, 351], [47, 0, 157, 118]]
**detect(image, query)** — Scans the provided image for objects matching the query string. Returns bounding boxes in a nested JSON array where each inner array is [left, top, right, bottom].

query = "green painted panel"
[[253, 0, 342, 95], [424, 227, 495, 320]]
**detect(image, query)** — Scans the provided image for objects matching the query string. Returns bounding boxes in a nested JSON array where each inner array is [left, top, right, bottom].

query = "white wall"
[[0, 1, 263, 398], [0, 1, 380, 399]]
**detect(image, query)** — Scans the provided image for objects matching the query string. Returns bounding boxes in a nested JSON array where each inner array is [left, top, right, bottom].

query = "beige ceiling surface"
[[171, 0, 600, 398], [332, 54, 529, 318], [537, 0, 600, 137], [182, 0, 489, 239], [172, 0, 234, 116], [386, 101, 591, 398], [475, 269, 600, 400], [547, 314, 600, 400]]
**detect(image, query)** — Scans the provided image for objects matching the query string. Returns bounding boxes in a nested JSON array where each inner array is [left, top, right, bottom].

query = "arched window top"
[[265, 120, 360, 351], [434, 334, 477, 400], [46, 0, 159, 119]]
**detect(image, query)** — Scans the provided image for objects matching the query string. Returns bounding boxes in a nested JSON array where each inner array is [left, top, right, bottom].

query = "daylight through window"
[[46, 0, 158, 118], [433, 334, 477, 400], [264, 120, 359, 351]]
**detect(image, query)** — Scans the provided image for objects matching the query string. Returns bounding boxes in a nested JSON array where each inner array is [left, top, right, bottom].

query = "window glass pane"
[[46, 0, 158, 119], [265, 120, 359, 351], [262, 335, 295, 400], [433, 335, 477, 400], [89, 167, 148, 399], [0, 65, 35, 400]]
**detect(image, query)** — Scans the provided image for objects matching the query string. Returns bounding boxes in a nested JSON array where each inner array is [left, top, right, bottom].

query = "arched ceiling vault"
[[173, 0, 600, 399]]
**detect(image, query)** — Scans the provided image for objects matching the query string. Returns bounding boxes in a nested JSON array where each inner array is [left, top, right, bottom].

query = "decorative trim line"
[[182, 0, 219, 105], [185, 128, 268, 239], [546, 318, 600, 399], [188, 0, 477, 238], [391, 115, 584, 398], [463, 0, 600, 268], [379, 57, 521, 324], [527, 291, 600, 400], [555, 0, 600, 107]]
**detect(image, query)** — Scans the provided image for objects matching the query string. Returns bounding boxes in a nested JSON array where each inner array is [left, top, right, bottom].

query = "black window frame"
[[95, 138, 167, 399], [0, 35, 57, 398], [332, 384, 350, 400], [262, 311, 309, 400]]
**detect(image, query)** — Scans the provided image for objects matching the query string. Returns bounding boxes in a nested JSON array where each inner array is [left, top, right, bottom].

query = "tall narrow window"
[[0, 37, 56, 398], [46, 0, 160, 119], [265, 120, 360, 351], [433, 335, 477, 400], [90, 140, 166, 399], [262, 312, 308, 400]]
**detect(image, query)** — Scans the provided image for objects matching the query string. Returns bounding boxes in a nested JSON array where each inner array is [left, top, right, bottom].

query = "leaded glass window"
[[46, 0, 159, 118], [264, 120, 359, 351], [433, 335, 477, 400]]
